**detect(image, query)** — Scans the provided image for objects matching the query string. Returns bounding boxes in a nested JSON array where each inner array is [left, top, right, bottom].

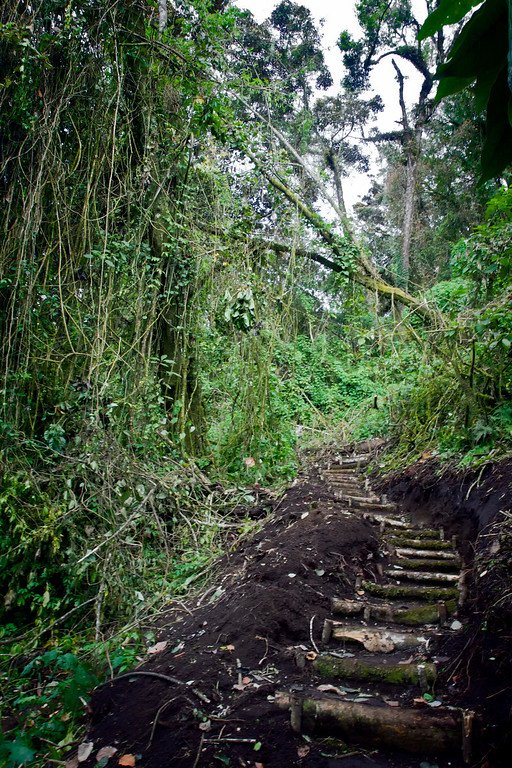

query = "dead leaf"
[[297, 744, 310, 758], [242, 676, 251, 685], [147, 641, 167, 654], [96, 747, 118, 762], [198, 720, 211, 732], [66, 757, 79, 768], [118, 756, 136, 767], [77, 743, 94, 763], [243, 456, 256, 468]]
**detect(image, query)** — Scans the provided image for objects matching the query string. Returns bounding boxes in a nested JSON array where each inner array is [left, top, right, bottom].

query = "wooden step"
[[313, 653, 437, 688], [385, 568, 460, 585], [395, 546, 459, 560], [386, 527, 442, 540], [391, 556, 460, 572], [335, 454, 371, 466], [343, 499, 397, 512], [338, 493, 382, 504], [322, 621, 431, 651], [331, 597, 456, 626], [389, 537, 453, 550], [363, 581, 459, 601], [275, 692, 472, 757]]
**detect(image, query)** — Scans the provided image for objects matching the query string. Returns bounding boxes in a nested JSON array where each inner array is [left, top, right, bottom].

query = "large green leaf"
[[436, 0, 507, 80], [418, 0, 483, 40], [481, 66, 512, 179]]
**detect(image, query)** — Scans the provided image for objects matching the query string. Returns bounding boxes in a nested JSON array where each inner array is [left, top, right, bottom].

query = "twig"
[[146, 696, 186, 749], [192, 734, 205, 768], [203, 738, 257, 744], [96, 671, 211, 704], [76, 489, 155, 564], [309, 615, 320, 654]]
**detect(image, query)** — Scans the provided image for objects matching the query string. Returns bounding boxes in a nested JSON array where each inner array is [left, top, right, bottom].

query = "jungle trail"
[[1, 1, 512, 768]]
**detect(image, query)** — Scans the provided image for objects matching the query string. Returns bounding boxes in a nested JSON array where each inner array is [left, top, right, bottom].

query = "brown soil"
[[85, 479, 382, 768], [79, 455, 512, 768]]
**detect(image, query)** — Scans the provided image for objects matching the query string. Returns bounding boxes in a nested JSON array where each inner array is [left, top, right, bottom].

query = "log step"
[[313, 653, 437, 688], [323, 621, 430, 652], [334, 455, 371, 467], [385, 568, 460, 584], [338, 493, 382, 504], [363, 581, 460, 601], [331, 597, 457, 625], [391, 556, 460, 572], [389, 537, 454, 550], [343, 499, 397, 512], [386, 527, 442, 540], [395, 547, 460, 561], [275, 691, 471, 756]]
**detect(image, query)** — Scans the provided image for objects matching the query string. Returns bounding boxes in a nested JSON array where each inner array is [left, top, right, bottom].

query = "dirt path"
[[79, 446, 491, 768]]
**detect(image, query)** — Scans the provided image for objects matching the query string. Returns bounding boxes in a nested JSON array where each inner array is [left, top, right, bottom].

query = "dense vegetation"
[[0, 0, 511, 764]]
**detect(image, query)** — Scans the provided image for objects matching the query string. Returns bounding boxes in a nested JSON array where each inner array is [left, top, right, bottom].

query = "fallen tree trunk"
[[275, 692, 468, 755]]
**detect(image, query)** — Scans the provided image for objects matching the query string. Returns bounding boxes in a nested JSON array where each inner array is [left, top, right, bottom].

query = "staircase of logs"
[[275, 448, 475, 764]]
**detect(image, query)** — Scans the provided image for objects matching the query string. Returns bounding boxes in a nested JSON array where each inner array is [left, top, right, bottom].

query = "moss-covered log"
[[385, 569, 460, 584], [395, 547, 460, 560], [363, 581, 459, 601], [331, 597, 457, 625], [386, 528, 441, 540], [275, 692, 467, 755], [391, 557, 460, 572], [313, 654, 437, 686], [389, 537, 453, 550]]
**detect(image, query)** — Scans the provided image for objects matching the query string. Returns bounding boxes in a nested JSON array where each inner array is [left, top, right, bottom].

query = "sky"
[[233, 0, 428, 209]]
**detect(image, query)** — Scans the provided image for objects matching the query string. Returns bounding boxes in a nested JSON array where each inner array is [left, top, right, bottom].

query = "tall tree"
[[339, 0, 446, 287]]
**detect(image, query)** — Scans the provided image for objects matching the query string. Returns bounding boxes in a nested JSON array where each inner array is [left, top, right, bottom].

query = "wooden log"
[[363, 514, 409, 529], [313, 654, 437, 687], [354, 500, 397, 511], [329, 623, 429, 652], [389, 537, 453, 550], [331, 597, 457, 626], [391, 557, 460, 572], [395, 547, 460, 561], [275, 692, 464, 755], [341, 494, 382, 505], [385, 569, 460, 584], [330, 598, 364, 615], [387, 528, 441, 540], [363, 581, 459, 601]]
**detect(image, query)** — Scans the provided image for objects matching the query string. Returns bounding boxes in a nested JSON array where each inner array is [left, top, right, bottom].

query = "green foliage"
[[421, 0, 512, 179]]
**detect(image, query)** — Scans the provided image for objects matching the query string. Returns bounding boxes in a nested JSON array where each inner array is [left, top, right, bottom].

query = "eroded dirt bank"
[[79, 455, 512, 768]]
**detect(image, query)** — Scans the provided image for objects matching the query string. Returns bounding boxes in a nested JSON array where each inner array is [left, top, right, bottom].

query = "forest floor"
[[76, 451, 512, 768]]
